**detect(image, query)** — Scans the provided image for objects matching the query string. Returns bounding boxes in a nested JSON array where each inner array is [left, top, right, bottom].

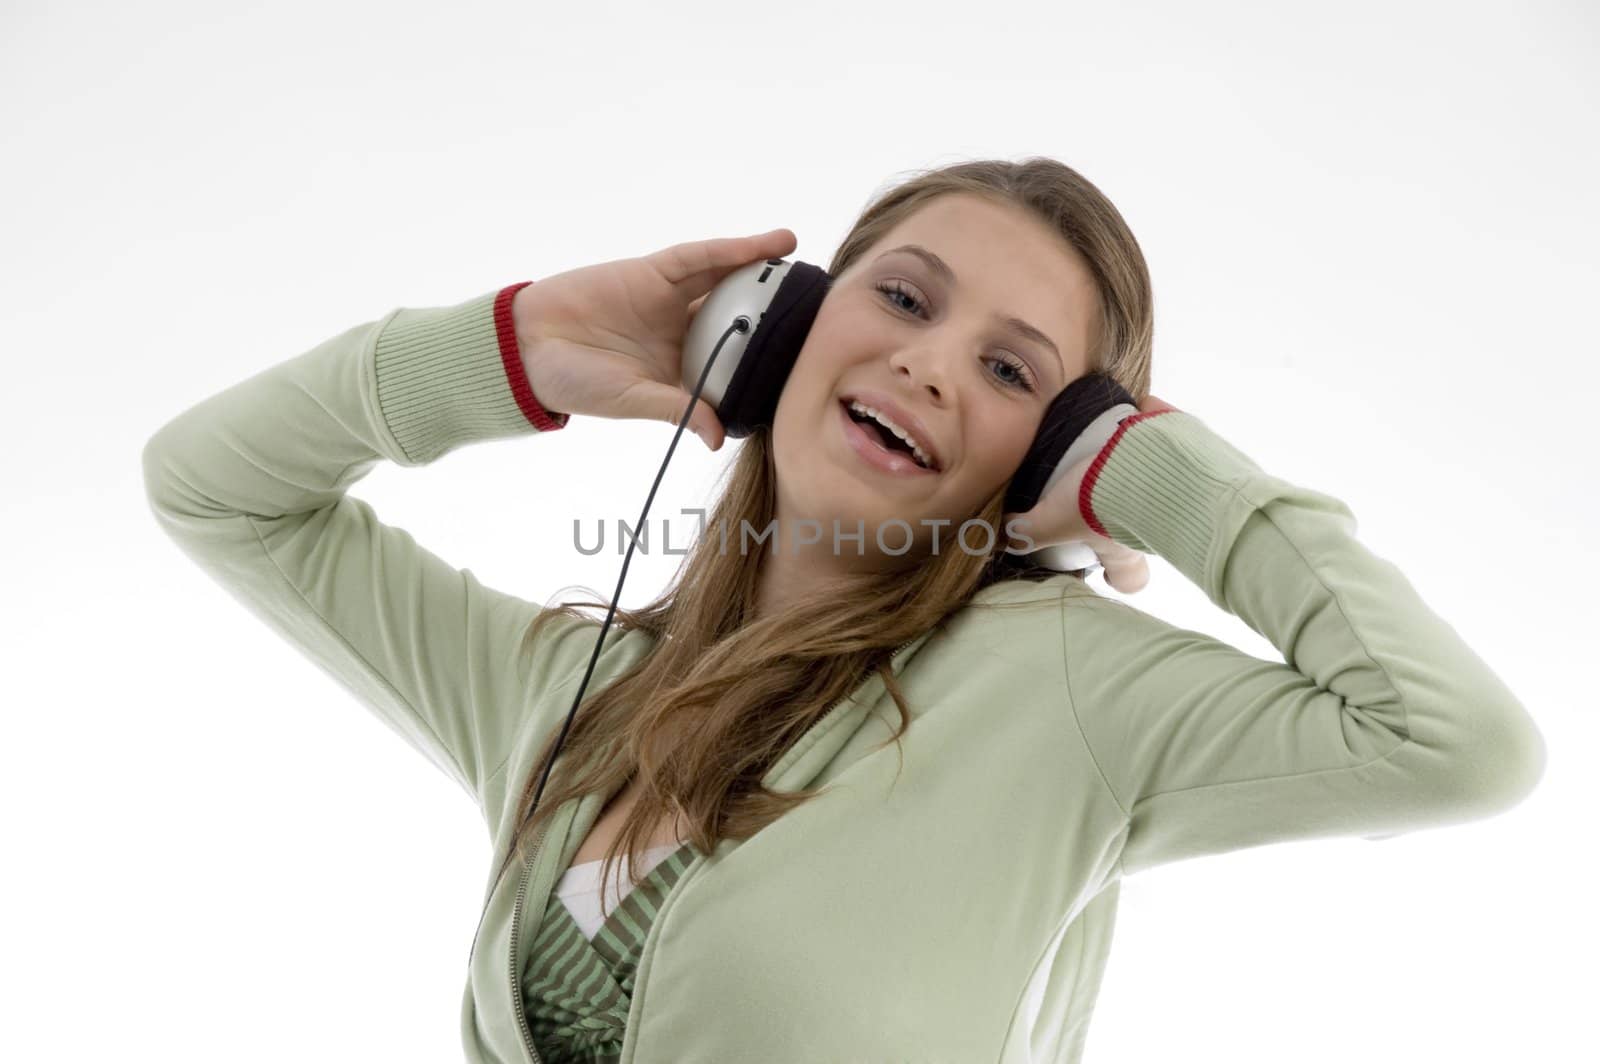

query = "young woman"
[[143, 157, 1545, 1063]]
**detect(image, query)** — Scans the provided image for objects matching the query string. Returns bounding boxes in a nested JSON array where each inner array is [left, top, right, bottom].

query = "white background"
[[4, 1, 1595, 1061]]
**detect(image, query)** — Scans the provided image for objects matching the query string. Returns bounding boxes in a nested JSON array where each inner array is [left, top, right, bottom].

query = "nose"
[[887, 344, 950, 403]]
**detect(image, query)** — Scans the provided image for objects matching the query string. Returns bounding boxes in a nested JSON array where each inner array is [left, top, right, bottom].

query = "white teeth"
[[848, 400, 935, 469]]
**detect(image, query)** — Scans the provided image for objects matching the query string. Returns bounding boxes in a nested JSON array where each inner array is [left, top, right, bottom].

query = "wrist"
[[511, 280, 554, 360], [499, 281, 569, 431]]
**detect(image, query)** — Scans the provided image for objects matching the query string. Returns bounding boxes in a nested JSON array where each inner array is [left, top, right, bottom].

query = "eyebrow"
[[874, 244, 1063, 374]]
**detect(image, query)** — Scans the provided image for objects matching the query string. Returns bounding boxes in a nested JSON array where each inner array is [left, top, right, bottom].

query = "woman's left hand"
[[1001, 394, 1180, 594]]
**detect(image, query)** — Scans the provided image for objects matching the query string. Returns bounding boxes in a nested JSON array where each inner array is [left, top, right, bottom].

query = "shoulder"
[[969, 572, 1104, 611], [949, 574, 1192, 668], [925, 574, 1102, 658]]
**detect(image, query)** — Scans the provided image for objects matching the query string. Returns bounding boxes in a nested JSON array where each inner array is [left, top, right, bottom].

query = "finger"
[[652, 229, 799, 293], [695, 398, 727, 450], [1102, 552, 1150, 594], [624, 380, 725, 449]]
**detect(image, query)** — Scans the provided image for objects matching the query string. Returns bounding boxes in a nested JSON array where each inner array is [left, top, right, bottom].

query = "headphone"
[[523, 256, 1139, 843]]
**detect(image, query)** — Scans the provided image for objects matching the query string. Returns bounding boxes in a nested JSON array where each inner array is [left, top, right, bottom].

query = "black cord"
[[524, 316, 750, 822]]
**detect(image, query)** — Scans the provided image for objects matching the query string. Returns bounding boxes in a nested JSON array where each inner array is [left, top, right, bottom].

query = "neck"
[[750, 512, 904, 626]]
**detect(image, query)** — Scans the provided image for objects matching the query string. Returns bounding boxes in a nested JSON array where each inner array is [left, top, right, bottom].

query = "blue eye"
[[873, 280, 1038, 394], [876, 279, 925, 317]]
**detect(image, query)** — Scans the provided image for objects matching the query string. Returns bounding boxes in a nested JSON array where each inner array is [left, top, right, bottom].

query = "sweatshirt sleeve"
[[141, 282, 596, 813], [1058, 409, 1547, 878]]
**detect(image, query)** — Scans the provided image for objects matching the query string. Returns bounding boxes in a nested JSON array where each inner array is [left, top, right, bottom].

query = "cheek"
[[962, 416, 1036, 492], [770, 369, 819, 449], [775, 332, 849, 434]]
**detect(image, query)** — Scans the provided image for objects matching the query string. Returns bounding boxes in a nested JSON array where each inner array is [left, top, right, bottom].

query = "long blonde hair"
[[489, 156, 1155, 905]]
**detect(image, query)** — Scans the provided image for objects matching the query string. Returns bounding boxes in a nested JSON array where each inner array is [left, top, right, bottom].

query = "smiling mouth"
[[838, 398, 940, 473]]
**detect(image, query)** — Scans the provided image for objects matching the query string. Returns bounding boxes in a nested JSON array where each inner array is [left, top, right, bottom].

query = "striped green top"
[[521, 842, 699, 1063]]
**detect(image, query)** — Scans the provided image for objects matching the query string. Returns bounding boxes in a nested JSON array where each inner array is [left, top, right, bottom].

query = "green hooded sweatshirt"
[[142, 283, 1546, 1063]]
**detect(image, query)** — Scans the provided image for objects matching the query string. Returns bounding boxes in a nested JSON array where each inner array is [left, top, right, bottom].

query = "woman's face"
[[772, 192, 1102, 562]]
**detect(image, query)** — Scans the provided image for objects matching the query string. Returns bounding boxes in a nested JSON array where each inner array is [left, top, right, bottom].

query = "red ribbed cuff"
[[1079, 408, 1180, 537], [494, 281, 570, 433]]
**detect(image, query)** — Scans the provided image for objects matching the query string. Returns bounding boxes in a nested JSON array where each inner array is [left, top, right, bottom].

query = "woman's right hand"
[[512, 227, 798, 451]]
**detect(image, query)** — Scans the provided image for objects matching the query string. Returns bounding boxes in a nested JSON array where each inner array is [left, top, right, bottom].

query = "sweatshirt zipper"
[[508, 818, 553, 1064], [507, 633, 921, 1064]]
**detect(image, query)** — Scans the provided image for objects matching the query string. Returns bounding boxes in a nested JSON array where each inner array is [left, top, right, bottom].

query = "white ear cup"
[[1019, 403, 1139, 572], [680, 259, 792, 411]]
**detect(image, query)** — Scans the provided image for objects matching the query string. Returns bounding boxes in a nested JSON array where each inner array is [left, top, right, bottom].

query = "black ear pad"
[[1004, 372, 1138, 515], [716, 262, 834, 437]]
